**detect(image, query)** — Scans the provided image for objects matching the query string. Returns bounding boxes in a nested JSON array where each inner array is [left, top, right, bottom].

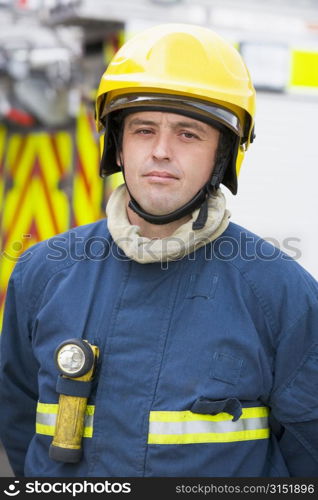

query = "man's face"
[[119, 111, 220, 216]]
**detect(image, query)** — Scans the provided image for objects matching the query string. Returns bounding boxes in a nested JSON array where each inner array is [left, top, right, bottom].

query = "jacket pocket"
[[185, 273, 218, 299], [210, 351, 243, 385]]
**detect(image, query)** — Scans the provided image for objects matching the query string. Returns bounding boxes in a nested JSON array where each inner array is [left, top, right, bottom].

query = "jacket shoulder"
[[222, 222, 317, 285], [213, 221, 318, 333], [11, 219, 110, 305]]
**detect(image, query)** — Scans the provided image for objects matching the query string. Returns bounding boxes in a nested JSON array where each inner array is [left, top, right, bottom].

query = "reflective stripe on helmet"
[[102, 93, 243, 137], [148, 406, 269, 444]]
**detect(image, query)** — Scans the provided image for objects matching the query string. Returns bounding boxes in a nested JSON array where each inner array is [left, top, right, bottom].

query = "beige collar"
[[106, 184, 230, 264]]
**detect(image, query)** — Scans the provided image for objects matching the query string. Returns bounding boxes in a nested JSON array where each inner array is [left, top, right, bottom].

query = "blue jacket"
[[1, 219, 318, 477]]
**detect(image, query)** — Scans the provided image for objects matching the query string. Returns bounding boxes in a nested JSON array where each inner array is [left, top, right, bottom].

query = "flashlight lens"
[[57, 344, 85, 375]]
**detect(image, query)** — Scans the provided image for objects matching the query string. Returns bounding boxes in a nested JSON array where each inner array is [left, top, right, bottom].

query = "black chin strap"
[[191, 193, 210, 230], [128, 184, 212, 229]]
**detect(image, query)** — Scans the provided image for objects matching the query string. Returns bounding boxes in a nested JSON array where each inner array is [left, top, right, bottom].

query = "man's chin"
[[137, 202, 179, 216]]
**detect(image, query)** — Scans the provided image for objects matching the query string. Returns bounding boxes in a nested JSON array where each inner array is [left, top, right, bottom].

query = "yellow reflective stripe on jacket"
[[148, 407, 270, 445], [36, 402, 95, 438]]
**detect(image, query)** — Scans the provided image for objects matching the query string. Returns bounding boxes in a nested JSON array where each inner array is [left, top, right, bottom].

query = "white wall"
[[225, 91, 318, 279]]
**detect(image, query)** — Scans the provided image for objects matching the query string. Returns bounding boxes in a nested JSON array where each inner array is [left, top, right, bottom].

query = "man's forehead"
[[124, 110, 214, 131]]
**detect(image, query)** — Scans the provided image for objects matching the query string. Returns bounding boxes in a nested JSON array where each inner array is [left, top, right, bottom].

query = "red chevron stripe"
[[50, 135, 66, 177], [0, 142, 5, 176], [75, 150, 92, 200], [87, 111, 97, 135], [10, 136, 28, 177], [0, 289, 6, 318], [35, 157, 60, 235], [26, 218, 41, 242], [71, 211, 78, 228], [2, 163, 34, 249]]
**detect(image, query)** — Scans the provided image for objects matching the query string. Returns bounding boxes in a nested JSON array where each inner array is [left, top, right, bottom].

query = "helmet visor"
[[101, 93, 243, 137]]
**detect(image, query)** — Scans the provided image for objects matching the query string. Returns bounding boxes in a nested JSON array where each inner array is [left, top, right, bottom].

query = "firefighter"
[[0, 23, 318, 477]]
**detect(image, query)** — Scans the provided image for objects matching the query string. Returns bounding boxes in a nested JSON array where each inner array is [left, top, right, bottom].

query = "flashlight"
[[49, 338, 99, 463]]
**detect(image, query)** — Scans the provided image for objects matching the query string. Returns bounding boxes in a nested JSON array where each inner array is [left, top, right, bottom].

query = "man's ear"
[[116, 150, 123, 167]]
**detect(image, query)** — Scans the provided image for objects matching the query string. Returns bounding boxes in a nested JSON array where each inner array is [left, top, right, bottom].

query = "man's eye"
[[181, 132, 198, 139], [136, 129, 152, 135]]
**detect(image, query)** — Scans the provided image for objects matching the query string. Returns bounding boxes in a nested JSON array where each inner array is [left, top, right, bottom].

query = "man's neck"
[[126, 200, 191, 239]]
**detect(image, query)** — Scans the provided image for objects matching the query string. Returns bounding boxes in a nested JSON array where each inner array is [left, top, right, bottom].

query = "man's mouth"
[[144, 170, 179, 182]]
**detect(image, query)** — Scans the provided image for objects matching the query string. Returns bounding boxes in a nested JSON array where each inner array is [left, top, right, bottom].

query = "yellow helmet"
[[96, 23, 255, 195]]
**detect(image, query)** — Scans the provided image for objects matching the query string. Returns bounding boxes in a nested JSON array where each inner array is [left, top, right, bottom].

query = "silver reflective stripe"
[[104, 93, 243, 136], [36, 412, 94, 429], [149, 416, 268, 435], [36, 412, 57, 427]]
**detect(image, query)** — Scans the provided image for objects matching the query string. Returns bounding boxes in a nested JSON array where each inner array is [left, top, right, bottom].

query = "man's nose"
[[151, 132, 171, 161]]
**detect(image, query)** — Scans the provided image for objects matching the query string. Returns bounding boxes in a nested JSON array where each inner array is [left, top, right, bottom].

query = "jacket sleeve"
[[0, 261, 39, 477], [270, 300, 318, 476]]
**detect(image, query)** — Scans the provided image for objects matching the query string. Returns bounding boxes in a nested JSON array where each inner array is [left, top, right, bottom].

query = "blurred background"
[[0, 0, 318, 477]]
